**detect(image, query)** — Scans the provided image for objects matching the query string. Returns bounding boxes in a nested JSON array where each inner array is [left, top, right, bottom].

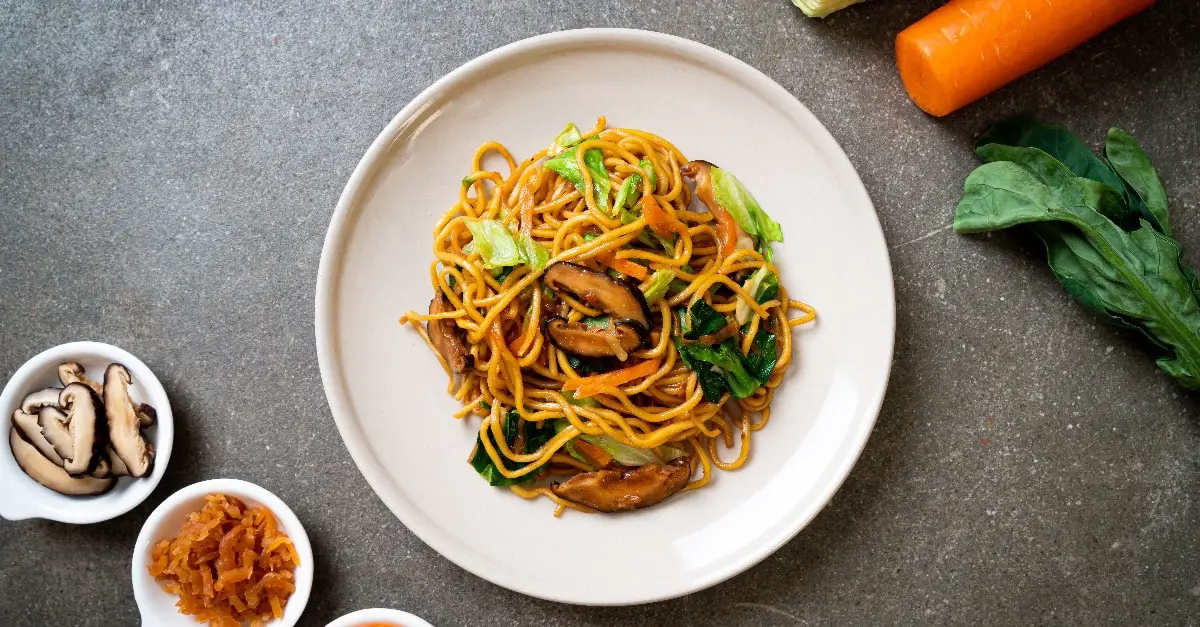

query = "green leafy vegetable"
[[955, 121, 1200, 389], [642, 269, 676, 306], [791, 0, 867, 18], [552, 122, 582, 152], [583, 316, 610, 329], [552, 420, 685, 467], [709, 166, 783, 261], [545, 147, 611, 216], [734, 267, 777, 325], [682, 300, 727, 340], [674, 338, 760, 399], [462, 219, 549, 272], [742, 326, 779, 384], [516, 232, 550, 271], [493, 266, 514, 283], [469, 409, 555, 486], [1104, 127, 1171, 237], [613, 159, 657, 212], [566, 354, 613, 376]]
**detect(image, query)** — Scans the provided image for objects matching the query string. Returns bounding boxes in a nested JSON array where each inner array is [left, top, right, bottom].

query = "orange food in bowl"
[[148, 493, 300, 626]]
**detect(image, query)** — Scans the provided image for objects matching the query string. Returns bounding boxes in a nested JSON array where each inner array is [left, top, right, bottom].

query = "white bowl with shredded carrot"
[[131, 479, 314, 627]]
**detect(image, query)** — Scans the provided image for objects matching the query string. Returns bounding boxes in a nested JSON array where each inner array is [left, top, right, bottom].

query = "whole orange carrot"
[[896, 0, 1156, 117]]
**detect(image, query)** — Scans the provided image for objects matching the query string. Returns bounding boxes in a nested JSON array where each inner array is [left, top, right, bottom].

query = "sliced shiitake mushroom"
[[37, 406, 74, 461], [59, 383, 106, 477], [543, 262, 651, 328], [103, 364, 153, 478], [544, 317, 648, 360], [9, 428, 114, 496], [11, 409, 65, 467], [550, 460, 691, 512], [21, 388, 62, 414], [428, 294, 473, 374], [57, 362, 103, 397]]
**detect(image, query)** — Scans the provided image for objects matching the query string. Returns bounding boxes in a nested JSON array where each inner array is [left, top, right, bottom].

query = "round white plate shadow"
[[316, 28, 894, 606]]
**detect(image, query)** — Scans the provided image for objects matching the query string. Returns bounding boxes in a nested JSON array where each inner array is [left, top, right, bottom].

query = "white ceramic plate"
[[316, 29, 894, 605]]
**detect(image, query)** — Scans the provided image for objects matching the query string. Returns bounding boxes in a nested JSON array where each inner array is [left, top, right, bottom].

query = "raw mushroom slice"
[[103, 364, 154, 478], [11, 409, 64, 467], [57, 362, 103, 397], [543, 262, 652, 328], [90, 455, 112, 479], [107, 446, 130, 476], [37, 407, 74, 461], [59, 383, 106, 476], [136, 403, 156, 427], [21, 388, 62, 414], [550, 460, 691, 512], [9, 428, 114, 496]]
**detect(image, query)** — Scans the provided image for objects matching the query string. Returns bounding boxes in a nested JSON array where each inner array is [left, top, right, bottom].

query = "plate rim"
[[315, 27, 895, 606]]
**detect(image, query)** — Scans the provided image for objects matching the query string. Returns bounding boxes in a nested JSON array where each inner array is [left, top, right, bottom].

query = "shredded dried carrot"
[[148, 494, 299, 627]]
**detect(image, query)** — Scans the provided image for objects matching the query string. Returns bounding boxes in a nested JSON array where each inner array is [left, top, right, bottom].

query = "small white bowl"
[[326, 608, 435, 627], [132, 478, 315, 627], [0, 341, 174, 523]]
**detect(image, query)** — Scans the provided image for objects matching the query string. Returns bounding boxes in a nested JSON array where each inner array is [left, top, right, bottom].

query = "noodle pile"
[[399, 117, 815, 515]]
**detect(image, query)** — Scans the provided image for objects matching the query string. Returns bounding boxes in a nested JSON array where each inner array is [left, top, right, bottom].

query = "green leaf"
[[973, 145, 1131, 224], [1105, 127, 1171, 236], [469, 409, 555, 486], [742, 327, 778, 384], [955, 161, 1200, 388], [642, 269, 676, 306], [710, 167, 783, 243], [516, 232, 550, 271], [553, 122, 582, 152], [493, 266, 514, 283], [673, 337, 727, 402], [682, 300, 726, 339], [545, 147, 611, 216], [583, 315, 610, 329], [735, 267, 776, 325], [464, 219, 522, 270], [675, 339, 761, 398], [973, 118, 1164, 232], [566, 354, 613, 376], [791, 0, 867, 18]]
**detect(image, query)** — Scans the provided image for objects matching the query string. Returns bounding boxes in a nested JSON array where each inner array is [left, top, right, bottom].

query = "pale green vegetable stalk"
[[791, 0, 868, 18]]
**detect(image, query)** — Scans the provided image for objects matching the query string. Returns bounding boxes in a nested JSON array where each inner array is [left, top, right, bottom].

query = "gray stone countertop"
[[1, 1, 1198, 625]]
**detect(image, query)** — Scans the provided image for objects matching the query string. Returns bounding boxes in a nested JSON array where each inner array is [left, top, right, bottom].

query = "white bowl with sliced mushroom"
[[0, 341, 173, 523]]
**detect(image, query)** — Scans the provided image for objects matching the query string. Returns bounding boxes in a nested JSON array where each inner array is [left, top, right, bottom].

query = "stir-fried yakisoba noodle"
[[399, 117, 815, 515]]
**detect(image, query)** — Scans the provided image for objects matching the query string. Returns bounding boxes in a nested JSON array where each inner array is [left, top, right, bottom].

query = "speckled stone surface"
[[1, 1, 1198, 625]]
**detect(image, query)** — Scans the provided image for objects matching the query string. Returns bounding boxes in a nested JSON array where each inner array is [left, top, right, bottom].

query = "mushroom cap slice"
[[59, 383, 106, 476], [551, 461, 691, 512], [37, 407, 74, 461], [106, 446, 130, 476], [103, 363, 154, 478], [11, 409, 64, 467], [427, 294, 474, 374], [57, 362, 103, 397], [136, 403, 156, 427], [544, 317, 648, 359], [543, 262, 652, 328], [9, 428, 114, 496], [20, 388, 62, 414]]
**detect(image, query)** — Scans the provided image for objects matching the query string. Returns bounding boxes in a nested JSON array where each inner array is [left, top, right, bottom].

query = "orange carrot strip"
[[562, 358, 660, 398], [896, 0, 1156, 117], [709, 203, 739, 259], [597, 252, 649, 281], [573, 440, 614, 468], [642, 195, 687, 238]]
